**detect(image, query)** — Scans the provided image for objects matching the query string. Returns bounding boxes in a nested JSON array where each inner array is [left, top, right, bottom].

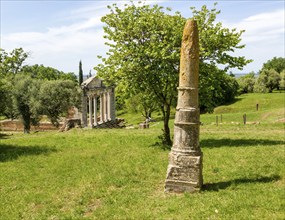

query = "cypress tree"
[[79, 60, 83, 86]]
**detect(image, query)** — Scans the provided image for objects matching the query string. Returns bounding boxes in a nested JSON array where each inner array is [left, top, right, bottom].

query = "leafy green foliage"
[[0, 80, 6, 114], [96, 3, 184, 145], [0, 48, 30, 119], [22, 64, 77, 82], [0, 48, 80, 131], [279, 70, 285, 89], [0, 48, 29, 75], [95, 3, 251, 145], [13, 75, 42, 133], [199, 63, 239, 112], [191, 4, 252, 71], [39, 80, 81, 127], [125, 92, 159, 119], [79, 60, 83, 86], [254, 69, 281, 93], [0, 78, 18, 119], [237, 72, 256, 94], [261, 57, 285, 73]]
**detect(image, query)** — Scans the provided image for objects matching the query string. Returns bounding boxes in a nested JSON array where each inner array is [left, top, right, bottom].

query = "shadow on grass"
[[223, 97, 243, 106], [203, 175, 281, 191], [0, 144, 57, 162], [201, 138, 284, 148]]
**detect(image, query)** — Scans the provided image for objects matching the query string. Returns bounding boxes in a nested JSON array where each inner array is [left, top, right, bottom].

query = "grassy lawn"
[[0, 93, 284, 219]]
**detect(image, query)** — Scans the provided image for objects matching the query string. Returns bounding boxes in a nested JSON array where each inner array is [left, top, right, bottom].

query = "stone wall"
[[0, 120, 62, 131]]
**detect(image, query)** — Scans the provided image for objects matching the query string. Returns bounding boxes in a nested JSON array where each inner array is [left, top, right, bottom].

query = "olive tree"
[[13, 75, 42, 133], [39, 80, 81, 127]]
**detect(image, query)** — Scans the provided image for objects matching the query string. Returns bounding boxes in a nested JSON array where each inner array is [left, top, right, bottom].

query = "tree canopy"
[[261, 57, 285, 74], [0, 48, 81, 133], [254, 69, 281, 93], [237, 72, 256, 94], [79, 60, 83, 86], [39, 80, 81, 127], [0, 48, 29, 75], [95, 2, 251, 145], [13, 75, 42, 133], [21, 64, 77, 82]]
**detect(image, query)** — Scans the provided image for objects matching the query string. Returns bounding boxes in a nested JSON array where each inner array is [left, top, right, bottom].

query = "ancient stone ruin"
[[81, 76, 116, 128], [165, 19, 203, 193]]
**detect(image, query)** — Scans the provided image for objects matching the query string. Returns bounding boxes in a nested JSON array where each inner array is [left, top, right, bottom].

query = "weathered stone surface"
[[165, 19, 203, 193], [81, 76, 116, 128], [59, 118, 81, 132], [139, 122, 149, 129]]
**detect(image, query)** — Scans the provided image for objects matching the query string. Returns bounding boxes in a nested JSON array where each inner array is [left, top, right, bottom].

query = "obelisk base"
[[165, 151, 203, 193]]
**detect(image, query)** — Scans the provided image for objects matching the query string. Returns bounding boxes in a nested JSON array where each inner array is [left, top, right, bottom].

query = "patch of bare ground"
[[83, 199, 102, 218]]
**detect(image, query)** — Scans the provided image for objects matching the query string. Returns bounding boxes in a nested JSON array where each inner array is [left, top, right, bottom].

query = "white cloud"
[[2, 5, 108, 73], [227, 9, 284, 43], [2, 1, 282, 75], [2, 0, 165, 74], [223, 9, 284, 73]]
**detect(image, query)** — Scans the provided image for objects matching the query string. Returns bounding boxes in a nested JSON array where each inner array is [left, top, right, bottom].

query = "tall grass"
[[0, 93, 284, 219]]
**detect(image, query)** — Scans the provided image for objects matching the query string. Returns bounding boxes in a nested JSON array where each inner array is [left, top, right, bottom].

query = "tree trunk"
[[23, 120, 30, 134], [23, 112, 31, 134], [161, 103, 172, 146]]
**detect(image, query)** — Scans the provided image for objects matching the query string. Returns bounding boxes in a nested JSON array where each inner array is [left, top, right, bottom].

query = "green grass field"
[[0, 93, 284, 219]]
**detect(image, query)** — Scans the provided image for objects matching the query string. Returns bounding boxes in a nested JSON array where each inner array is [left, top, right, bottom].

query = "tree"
[[88, 70, 92, 78], [0, 79, 18, 119], [237, 71, 256, 94], [0, 48, 29, 76], [96, 2, 251, 145], [199, 63, 239, 112], [21, 64, 77, 82], [79, 60, 83, 85], [0, 48, 30, 119], [0, 80, 6, 115], [279, 70, 285, 90], [13, 75, 42, 133], [125, 92, 159, 119], [254, 69, 281, 93], [261, 57, 285, 74], [39, 80, 81, 127]]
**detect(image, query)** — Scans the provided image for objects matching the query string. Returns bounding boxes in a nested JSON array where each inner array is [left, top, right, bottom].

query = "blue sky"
[[1, 0, 284, 75]]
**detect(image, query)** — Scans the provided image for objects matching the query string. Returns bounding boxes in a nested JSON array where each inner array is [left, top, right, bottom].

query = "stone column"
[[104, 92, 108, 122], [88, 96, 93, 127], [165, 19, 202, 193], [93, 96, 97, 126], [107, 90, 111, 121], [100, 93, 104, 123], [82, 89, 88, 127]]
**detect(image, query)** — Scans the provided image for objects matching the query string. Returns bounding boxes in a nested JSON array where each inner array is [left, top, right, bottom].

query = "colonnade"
[[82, 88, 115, 128]]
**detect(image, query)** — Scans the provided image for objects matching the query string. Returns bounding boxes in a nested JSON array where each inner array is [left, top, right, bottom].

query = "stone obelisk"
[[165, 19, 202, 193]]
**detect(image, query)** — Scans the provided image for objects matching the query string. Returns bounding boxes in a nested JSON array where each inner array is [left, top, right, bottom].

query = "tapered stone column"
[[165, 19, 203, 193], [88, 96, 93, 127], [93, 96, 97, 126]]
